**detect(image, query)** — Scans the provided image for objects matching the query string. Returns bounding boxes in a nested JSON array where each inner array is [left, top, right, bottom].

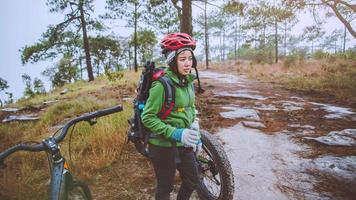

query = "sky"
[[0, 0, 61, 101], [0, 0, 355, 102]]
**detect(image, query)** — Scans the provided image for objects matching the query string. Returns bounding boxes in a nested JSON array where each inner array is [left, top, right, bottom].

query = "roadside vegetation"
[[0, 70, 149, 199], [206, 50, 356, 105]]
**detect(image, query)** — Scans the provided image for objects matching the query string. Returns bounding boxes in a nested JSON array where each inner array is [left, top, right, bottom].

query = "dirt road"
[[197, 70, 356, 200]]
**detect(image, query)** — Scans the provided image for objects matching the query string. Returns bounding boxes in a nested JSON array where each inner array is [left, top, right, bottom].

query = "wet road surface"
[[197, 70, 356, 200]]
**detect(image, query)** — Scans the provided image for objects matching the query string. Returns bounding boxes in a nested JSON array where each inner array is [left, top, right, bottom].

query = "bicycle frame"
[[0, 105, 123, 200], [44, 137, 68, 200]]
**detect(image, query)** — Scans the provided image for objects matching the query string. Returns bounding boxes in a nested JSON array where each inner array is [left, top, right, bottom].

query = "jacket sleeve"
[[141, 81, 176, 138]]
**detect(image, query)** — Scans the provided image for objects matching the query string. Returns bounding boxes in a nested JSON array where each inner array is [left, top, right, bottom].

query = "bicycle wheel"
[[67, 181, 92, 200], [197, 130, 234, 200]]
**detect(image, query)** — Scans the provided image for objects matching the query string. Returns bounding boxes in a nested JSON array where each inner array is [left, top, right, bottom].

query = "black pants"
[[149, 145, 200, 200]]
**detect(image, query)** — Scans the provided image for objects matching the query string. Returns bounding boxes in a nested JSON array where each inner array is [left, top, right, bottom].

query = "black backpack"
[[127, 61, 176, 158]]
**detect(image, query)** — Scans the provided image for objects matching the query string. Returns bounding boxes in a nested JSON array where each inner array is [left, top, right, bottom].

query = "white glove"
[[194, 140, 203, 156], [190, 119, 200, 132], [181, 129, 200, 149]]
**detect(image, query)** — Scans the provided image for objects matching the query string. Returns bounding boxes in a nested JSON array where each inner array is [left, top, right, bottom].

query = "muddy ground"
[[196, 69, 356, 200]]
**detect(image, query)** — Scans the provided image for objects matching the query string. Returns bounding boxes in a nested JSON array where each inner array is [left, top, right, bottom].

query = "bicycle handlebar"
[[0, 105, 123, 164]]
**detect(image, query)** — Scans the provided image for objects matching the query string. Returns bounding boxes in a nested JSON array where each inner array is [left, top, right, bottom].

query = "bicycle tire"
[[67, 181, 92, 200], [197, 130, 234, 200]]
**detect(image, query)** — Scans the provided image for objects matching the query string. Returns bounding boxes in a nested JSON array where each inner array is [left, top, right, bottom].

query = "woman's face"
[[176, 50, 193, 76]]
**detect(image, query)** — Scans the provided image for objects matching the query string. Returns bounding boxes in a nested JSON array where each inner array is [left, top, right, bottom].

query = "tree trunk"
[[222, 31, 225, 61], [254, 29, 257, 48], [343, 25, 346, 53], [181, 0, 193, 36], [96, 61, 100, 76], [220, 32, 222, 61], [275, 18, 278, 63], [79, 56, 83, 80], [128, 44, 132, 70], [204, 0, 209, 69], [284, 21, 287, 56], [234, 17, 238, 60], [263, 24, 266, 47], [238, 17, 241, 59], [134, 3, 138, 72], [79, 0, 94, 81]]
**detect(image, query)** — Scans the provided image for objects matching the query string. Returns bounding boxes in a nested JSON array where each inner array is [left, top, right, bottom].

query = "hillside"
[[1, 58, 356, 199], [0, 70, 159, 199]]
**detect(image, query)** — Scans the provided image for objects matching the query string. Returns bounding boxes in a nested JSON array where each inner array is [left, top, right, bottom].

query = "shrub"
[[105, 71, 124, 82], [283, 54, 297, 68], [313, 50, 330, 60], [335, 49, 356, 60]]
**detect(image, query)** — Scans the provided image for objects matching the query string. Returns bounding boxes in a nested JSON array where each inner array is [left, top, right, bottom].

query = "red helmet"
[[160, 33, 196, 54]]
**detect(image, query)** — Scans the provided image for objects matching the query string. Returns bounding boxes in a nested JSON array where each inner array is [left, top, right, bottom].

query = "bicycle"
[[0, 105, 123, 200], [196, 130, 235, 200]]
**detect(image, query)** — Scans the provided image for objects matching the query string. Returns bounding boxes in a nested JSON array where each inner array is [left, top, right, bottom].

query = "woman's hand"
[[171, 129, 200, 149], [190, 119, 200, 132]]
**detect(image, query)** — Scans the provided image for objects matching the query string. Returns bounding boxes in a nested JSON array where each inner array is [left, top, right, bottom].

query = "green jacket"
[[141, 68, 196, 147]]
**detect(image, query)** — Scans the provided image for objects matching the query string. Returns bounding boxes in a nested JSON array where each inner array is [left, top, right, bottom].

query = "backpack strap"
[[157, 76, 175, 120]]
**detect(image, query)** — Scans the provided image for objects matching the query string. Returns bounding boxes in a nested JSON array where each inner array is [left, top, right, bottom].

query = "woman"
[[141, 33, 202, 200]]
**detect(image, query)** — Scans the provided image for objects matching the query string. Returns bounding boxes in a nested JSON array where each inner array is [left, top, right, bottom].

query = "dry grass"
[[0, 70, 141, 199], [202, 58, 356, 104]]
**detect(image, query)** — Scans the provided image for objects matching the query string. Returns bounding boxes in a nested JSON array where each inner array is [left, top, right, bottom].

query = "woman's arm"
[[141, 81, 176, 138]]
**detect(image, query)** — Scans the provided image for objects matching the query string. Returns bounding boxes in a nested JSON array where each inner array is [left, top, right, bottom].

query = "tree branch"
[[334, 0, 356, 11], [171, 0, 182, 20], [322, 0, 356, 38]]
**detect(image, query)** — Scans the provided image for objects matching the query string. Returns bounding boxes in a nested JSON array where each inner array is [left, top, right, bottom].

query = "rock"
[[312, 155, 356, 182], [122, 97, 133, 102], [43, 100, 59, 105], [311, 102, 354, 119], [0, 107, 21, 112], [2, 114, 40, 123], [304, 129, 356, 146], [216, 90, 268, 100], [242, 121, 266, 129], [60, 88, 69, 95]]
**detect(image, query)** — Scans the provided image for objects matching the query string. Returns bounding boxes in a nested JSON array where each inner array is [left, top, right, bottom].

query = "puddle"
[[304, 129, 356, 147], [220, 106, 260, 121], [253, 103, 278, 111], [311, 102, 355, 119], [216, 91, 268, 100], [215, 123, 308, 200], [289, 96, 305, 101], [199, 71, 246, 84], [288, 124, 315, 130], [279, 101, 304, 112], [2, 114, 40, 123]]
